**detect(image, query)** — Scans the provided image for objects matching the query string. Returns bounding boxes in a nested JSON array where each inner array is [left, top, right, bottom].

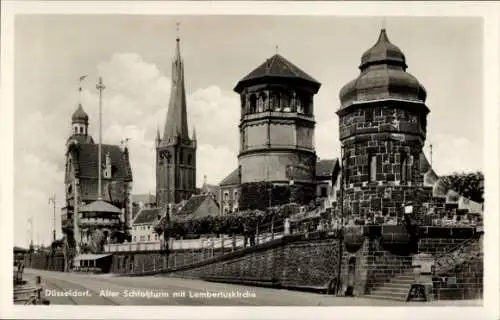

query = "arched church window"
[[187, 154, 192, 165], [80, 126, 84, 134], [179, 150, 184, 164], [249, 94, 257, 114]]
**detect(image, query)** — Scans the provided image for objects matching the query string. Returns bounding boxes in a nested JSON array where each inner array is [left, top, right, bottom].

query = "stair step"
[[373, 286, 409, 294], [383, 282, 412, 289], [393, 275, 414, 281], [365, 294, 407, 302], [370, 288, 408, 297], [390, 279, 415, 285]]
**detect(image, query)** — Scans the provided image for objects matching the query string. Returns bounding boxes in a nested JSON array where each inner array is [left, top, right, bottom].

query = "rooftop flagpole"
[[96, 77, 106, 201]]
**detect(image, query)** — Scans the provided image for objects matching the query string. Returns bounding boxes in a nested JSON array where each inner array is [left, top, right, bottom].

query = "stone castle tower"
[[337, 29, 431, 221], [234, 54, 321, 204], [156, 36, 197, 207]]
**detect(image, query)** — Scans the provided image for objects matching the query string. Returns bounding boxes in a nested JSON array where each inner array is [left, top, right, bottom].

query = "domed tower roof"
[[72, 103, 89, 124], [360, 29, 407, 71], [234, 54, 321, 93], [339, 29, 427, 111]]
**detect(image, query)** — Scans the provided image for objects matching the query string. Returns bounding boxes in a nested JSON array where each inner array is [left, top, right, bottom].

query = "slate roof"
[[133, 208, 163, 225], [66, 143, 132, 183], [79, 200, 122, 214], [234, 54, 321, 93], [72, 103, 89, 124], [78, 180, 128, 203], [201, 183, 220, 196], [219, 168, 240, 186], [316, 158, 339, 178], [177, 195, 210, 216]]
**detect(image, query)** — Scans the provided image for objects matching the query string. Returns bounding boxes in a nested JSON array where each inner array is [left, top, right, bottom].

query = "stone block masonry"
[[105, 226, 482, 301]]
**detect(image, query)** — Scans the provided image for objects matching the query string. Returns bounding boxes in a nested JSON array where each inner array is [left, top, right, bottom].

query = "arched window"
[[187, 154, 192, 165], [269, 92, 278, 111], [257, 93, 265, 113], [249, 94, 257, 114], [262, 92, 269, 111]]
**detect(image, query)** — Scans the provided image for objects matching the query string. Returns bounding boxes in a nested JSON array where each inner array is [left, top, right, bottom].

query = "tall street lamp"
[[336, 144, 345, 296]]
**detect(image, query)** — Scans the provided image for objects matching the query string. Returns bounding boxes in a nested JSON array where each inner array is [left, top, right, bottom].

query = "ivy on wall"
[[239, 182, 291, 211], [154, 203, 300, 238]]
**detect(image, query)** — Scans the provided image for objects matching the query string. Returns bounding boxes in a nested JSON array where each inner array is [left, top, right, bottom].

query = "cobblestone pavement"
[[24, 269, 482, 306]]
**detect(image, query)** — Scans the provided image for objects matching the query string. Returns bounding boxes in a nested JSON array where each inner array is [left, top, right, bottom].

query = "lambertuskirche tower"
[[155, 35, 197, 208]]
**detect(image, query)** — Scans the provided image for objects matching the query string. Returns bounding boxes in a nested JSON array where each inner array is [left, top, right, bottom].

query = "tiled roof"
[[234, 54, 320, 93], [79, 200, 122, 214], [316, 158, 339, 178], [177, 195, 209, 216], [69, 143, 132, 182], [201, 183, 220, 195], [219, 168, 240, 186], [78, 179, 128, 204], [133, 208, 163, 225]]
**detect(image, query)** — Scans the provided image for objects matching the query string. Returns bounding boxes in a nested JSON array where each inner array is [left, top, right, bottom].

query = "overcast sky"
[[13, 15, 482, 247]]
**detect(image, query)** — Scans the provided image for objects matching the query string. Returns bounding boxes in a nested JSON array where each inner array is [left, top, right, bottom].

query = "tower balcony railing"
[[241, 111, 315, 122], [79, 217, 120, 227], [241, 143, 314, 153]]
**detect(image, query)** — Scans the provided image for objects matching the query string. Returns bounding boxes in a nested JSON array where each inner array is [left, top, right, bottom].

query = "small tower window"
[[401, 153, 407, 182], [369, 155, 377, 182], [249, 94, 257, 114], [187, 154, 192, 165]]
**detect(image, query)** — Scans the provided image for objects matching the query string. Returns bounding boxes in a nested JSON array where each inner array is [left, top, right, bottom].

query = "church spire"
[[163, 23, 189, 144]]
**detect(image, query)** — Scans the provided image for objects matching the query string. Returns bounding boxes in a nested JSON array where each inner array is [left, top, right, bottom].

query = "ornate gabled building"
[[336, 28, 433, 221], [156, 36, 197, 208], [62, 102, 133, 250]]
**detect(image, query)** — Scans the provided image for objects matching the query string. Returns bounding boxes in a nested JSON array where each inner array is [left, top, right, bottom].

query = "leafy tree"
[[440, 171, 484, 203]]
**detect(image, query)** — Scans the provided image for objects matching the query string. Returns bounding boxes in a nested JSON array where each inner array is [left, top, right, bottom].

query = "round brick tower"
[[234, 54, 321, 205], [337, 29, 431, 222]]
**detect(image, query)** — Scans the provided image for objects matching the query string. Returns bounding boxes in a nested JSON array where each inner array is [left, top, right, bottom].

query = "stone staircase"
[[365, 271, 416, 302], [433, 234, 482, 275], [365, 234, 483, 302]]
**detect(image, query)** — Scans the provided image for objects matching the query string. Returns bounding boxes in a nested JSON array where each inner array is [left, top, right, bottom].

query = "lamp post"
[[336, 144, 345, 296]]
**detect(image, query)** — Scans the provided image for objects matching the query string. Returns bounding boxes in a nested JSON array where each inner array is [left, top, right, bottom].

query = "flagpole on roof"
[[96, 77, 106, 201]]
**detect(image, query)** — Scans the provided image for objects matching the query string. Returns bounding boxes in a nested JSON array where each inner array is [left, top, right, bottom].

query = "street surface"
[[24, 269, 482, 306]]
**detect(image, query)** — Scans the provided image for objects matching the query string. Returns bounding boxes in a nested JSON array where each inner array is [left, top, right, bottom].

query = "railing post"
[[271, 218, 275, 240], [221, 236, 225, 255], [142, 260, 144, 273], [153, 258, 156, 271], [211, 238, 214, 258]]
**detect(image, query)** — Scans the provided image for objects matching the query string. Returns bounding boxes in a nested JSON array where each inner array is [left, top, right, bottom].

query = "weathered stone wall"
[[165, 234, 341, 291], [110, 249, 228, 275], [338, 102, 431, 221], [433, 255, 483, 300]]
